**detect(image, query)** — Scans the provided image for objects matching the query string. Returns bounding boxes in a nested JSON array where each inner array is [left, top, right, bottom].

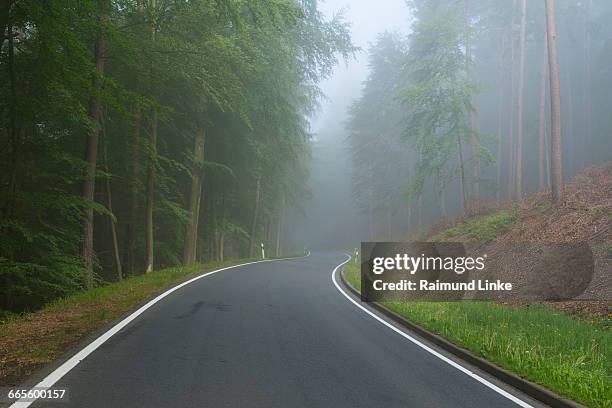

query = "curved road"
[[28, 252, 543, 408]]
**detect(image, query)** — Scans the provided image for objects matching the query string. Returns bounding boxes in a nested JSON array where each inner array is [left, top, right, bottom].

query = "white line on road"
[[10, 254, 309, 408], [331, 254, 534, 408]]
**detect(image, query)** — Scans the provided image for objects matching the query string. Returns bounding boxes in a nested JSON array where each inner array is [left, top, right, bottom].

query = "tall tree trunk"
[[144, 109, 157, 273], [584, 0, 592, 152], [545, 0, 563, 204], [507, 0, 517, 201], [564, 52, 574, 175], [437, 170, 447, 219], [264, 219, 271, 248], [144, 0, 157, 273], [7, 5, 18, 197], [125, 106, 141, 275], [457, 133, 468, 215], [515, 0, 526, 200], [406, 205, 412, 233], [124, 1, 145, 275], [218, 189, 226, 262], [416, 194, 423, 236], [538, 34, 549, 191], [183, 127, 205, 265], [5, 4, 23, 219], [101, 117, 122, 281], [81, 0, 108, 287], [218, 231, 225, 262], [248, 176, 261, 257], [385, 206, 391, 239], [275, 196, 285, 257], [465, 0, 480, 207], [496, 32, 506, 203]]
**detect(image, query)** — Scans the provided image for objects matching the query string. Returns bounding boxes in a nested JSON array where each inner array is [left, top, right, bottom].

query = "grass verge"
[[343, 262, 611, 408], [434, 209, 517, 242], [0, 258, 259, 386]]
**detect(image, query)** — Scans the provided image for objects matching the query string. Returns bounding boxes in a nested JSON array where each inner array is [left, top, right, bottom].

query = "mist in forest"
[[1, 0, 611, 312], [0, 0, 357, 311], [288, 0, 612, 251], [286, 0, 410, 251]]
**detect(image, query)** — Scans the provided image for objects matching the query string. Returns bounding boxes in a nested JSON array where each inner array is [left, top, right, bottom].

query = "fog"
[[286, 0, 410, 251], [287, 0, 612, 252]]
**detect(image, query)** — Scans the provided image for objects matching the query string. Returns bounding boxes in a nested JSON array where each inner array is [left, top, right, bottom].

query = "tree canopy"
[[0, 0, 354, 312]]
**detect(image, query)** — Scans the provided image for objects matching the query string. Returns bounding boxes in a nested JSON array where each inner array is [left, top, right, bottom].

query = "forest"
[[1, 1, 609, 405], [347, 0, 612, 240], [0, 0, 354, 312]]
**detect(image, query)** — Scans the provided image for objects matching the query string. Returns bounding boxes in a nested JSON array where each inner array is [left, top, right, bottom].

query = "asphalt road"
[[30, 251, 542, 408]]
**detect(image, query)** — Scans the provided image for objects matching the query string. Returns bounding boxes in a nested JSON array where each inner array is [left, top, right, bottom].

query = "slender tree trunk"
[[101, 118, 122, 281], [515, 0, 526, 199], [183, 127, 205, 265], [7, 6, 17, 196], [465, 0, 480, 207], [368, 159, 375, 240], [5, 5, 23, 218], [144, 109, 156, 273], [248, 176, 261, 257], [275, 218, 281, 258], [416, 194, 423, 235], [496, 33, 506, 203], [385, 206, 391, 239], [538, 34, 549, 191], [264, 219, 271, 248], [218, 189, 226, 262], [81, 0, 108, 287], [212, 222, 219, 262], [144, 0, 157, 273], [545, 0, 563, 204], [584, 0, 592, 151], [123, 1, 145, 275], [275, 196, 285, 257], [564, 53, 574, 175], [437, 171, 447, 219], [206, 192, 214, 261], [125, 106, 141, 275], [218, 231, 225, 262], [368, 199, 374, 240], [507, 0, 517, 200], [457, 133, 468, 215]]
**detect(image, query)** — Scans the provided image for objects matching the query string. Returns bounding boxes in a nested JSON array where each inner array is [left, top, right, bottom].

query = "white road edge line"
[[9, 253, 310, 408], [331, 254, 534, 408]]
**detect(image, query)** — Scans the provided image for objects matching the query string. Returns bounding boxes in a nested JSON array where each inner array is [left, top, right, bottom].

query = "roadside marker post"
[[260, 242, 265, 259]]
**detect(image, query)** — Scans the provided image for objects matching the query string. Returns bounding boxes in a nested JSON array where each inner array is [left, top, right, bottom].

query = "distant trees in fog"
[[347, 0, 611, 238]]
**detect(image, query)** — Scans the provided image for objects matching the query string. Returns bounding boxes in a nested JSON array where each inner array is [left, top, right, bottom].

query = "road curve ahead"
[[30, 251, 541, 408]]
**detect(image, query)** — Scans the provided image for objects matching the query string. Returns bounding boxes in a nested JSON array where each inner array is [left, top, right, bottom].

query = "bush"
[[0, 257, 86, 312]]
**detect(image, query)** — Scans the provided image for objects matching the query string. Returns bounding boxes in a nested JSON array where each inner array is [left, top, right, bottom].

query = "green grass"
[[344, 259, 362, 289], [439, 209, 517, 242], [50, 259, 255, 310], [343, 262, 612, 408]]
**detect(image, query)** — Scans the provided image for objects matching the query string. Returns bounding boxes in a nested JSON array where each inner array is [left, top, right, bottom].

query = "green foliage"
[[385, 301, 612, 408], [346, 32, 412, 224], [400, 9, 477, 196], [343, 262, 611, 408], [0, 0, 353, 312], [441, 209, 517, 242]]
